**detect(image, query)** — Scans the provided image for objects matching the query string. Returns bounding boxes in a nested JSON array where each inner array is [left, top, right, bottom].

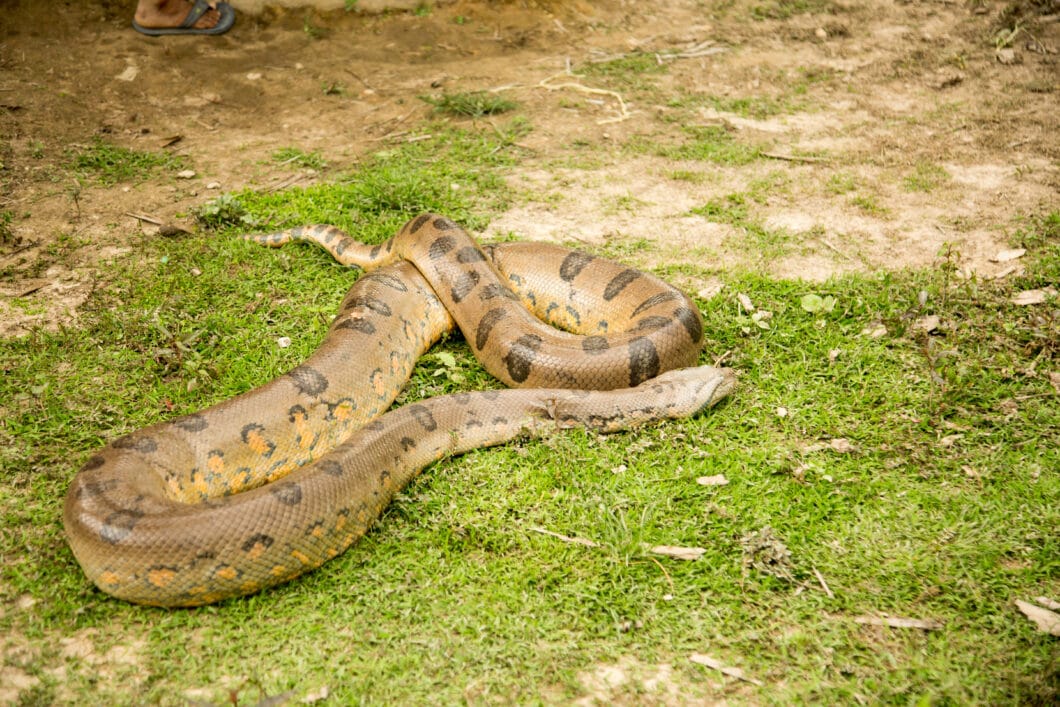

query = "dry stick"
[[125, 212, 164, 226], [853, 615, 942, 630], [762, 152, 829, 164], [813, 566, 835, 599], [528, 526, 600, 548], [647, 555, 676, 595], [818, 237, 851, 261], [537, 73, 631, 125]]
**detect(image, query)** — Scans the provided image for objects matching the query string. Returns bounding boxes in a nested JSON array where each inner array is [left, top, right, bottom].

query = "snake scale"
[[63, 214, 735, 607]]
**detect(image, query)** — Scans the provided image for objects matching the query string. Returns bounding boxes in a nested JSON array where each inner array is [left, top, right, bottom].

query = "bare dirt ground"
[[0, 0, 1056, 340]]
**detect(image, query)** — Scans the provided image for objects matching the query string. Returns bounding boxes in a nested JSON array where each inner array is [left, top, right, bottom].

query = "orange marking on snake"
[[148, 568, 176, 588]]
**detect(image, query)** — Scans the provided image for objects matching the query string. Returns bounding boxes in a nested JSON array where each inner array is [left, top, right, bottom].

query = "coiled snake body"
[[64, 214, 734, 606]]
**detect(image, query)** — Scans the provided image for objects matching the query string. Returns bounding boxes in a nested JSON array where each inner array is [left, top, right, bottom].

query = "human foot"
[[132, 0, 235, 36]]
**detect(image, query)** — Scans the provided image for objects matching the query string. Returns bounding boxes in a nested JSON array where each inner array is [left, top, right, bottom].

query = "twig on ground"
[[647, 555, 675, 594], [537, 73, 631, 125], [853, 615, 943, 630], [762, 152, 829, 164], [813, 566, 835, 599], [528, 526, 599, 548], [689, 654, 764, 686], [125, 212, 164, 226]]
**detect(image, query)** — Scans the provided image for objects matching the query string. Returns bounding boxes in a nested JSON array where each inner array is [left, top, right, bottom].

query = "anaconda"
[[63, 214, 734, 607]]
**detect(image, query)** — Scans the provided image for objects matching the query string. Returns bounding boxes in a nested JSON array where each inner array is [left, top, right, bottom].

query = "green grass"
[[421, 91, 518, 118], [2, 96, 1059, 702], [690, 175, 796, 261], [66, 138, 185, 186], [628, 125, 765, 165], [751, 0, 837, 20], [272, 147, 328, 171], [903, 161, 951, 193]]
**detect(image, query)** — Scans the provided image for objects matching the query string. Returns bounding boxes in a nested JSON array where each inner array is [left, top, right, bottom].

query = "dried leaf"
[[302, 686, 330, 704], [861, 321, 887, 339], [736, 292, 755, 313], [853, 615, 942, 630], [697, 281, 724, 299], [991, 248, 1026, 262], [115, 65, 139, 82], [1012, 287, 1057, 305], [696, 474, 729, 486], [1034, 596, 1060, 611], [1049, 372, 1060, 395], [689, 654, 763, 686], [914, 315, 941, 333], [650, 545, 706, 561], [937, 434, 963, 448], [1015, 600, 1060, 636], [827, 438, 857, 453]]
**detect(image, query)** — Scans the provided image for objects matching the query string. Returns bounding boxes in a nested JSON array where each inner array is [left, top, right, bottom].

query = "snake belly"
[[63, 213, 730, 607]]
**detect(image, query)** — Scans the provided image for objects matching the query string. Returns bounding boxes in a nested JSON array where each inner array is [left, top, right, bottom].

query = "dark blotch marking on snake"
[[369, 244, 382, 260], [318, 459, 346, 477], [604, 269, 642, 301], [634, 315, 672, 332], [560, 251, 594, 282], [631, 291, 679, 317], [336, 316, 376, 334], [451, 270, 481, 303], [77, 479, 119, 501], [82, 455, 107, 471], [409, 214, 432, 233], [475, 307, 507, 351], [269, 482, 303, 507], [100, 509, 144, 544], [479, 283, 519, 302], [288, 404, 308, 423], [112, 435, 158, 454], [346, 295, 392, 317], [288, 365, 329, 396], [361, 271, 409, 292], [242, 533, 275, 553], [674, 306, 703, 343], [175, 414, 209, 432], [628, 336, 661, 387], [456, 246, 486, 264], [399, 436, 416, 452], [582, 336, 610, 354], [433, 216, 457, 231], [504, 334, 544, 384], [428, 235, 456, 260], [407, 405, 438, 432]]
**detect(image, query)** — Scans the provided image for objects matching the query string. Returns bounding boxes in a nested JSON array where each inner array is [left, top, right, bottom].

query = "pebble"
[[176, 169, 196, 179]]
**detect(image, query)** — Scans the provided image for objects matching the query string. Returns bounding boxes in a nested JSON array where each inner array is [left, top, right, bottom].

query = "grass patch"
[[3, 93, 1058, 702], [903, 161, 951, 193], [272, 147, 327, 170], [421, 91, 518, 118], [629, 125, 765, 165], [2, 210, 1056, 703], [66, 138, 184, 186], [690, 174, 793, 261], [751, 0, 837, 20], [581, 52, 669, 80], [200, 121, 526, 241]]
